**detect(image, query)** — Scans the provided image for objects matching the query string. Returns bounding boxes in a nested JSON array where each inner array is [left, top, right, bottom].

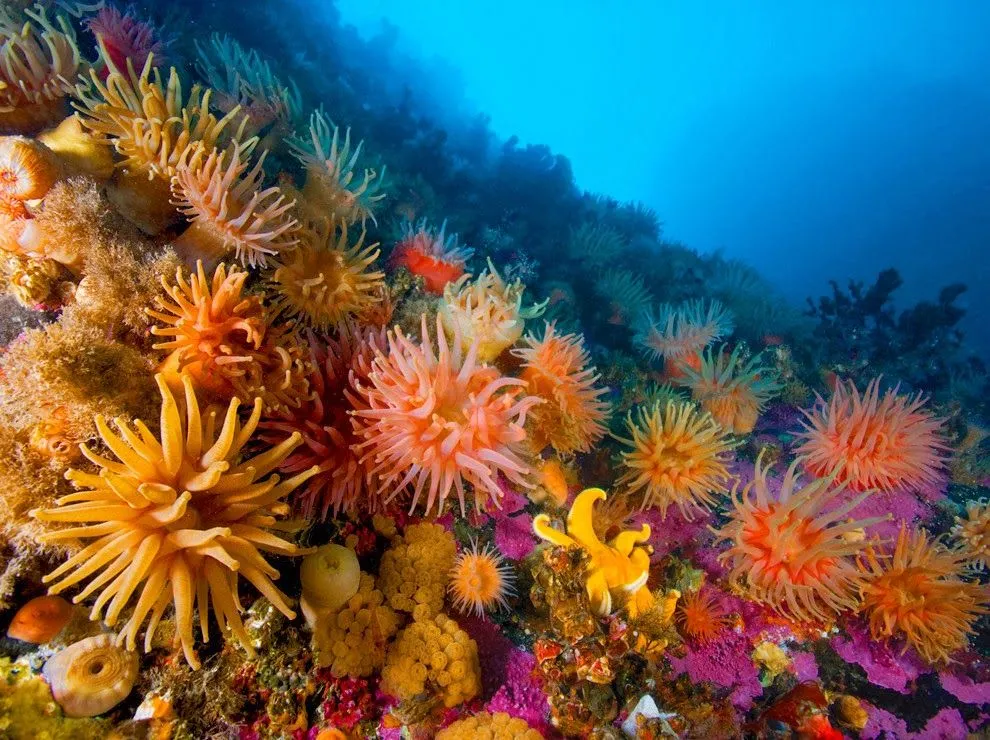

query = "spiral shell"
[[42, 634, 138, 717]]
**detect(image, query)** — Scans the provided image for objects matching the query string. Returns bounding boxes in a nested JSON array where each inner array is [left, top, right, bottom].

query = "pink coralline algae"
[[632, 506, 713, 560], [668, 630, 763, 710], [831, 621, 929, 693], [864, 705, 969, 740], [939, 660, 990, 705], [486, 648, 551, 732], [494, 510, 538, 560], [790, 651, 819, 682], [826, 485, 935, 539]]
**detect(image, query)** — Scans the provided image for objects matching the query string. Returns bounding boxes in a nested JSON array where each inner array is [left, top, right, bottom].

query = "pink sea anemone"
[[350, 315, 539, 516], [88, 6, 169, 76]]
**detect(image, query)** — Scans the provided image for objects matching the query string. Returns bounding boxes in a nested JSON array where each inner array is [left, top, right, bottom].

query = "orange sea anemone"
[[676, 588, 729, 643], [350, 315, 539, 516], [614, 400, 734, 520], [6, 595, 73, 643], [390, 218, 473, 294], [87, 5, 168, 78], [858, 524, 988, 664], [257, 324, 387, 519], [511, 321, 610, 455], [596, 268, 652, 327], [32, 373, 318, 669], [952, 499, 990, 570], [715, 453, 883, 623], [635, 299, 733, 363], [269, 218, 384, 330], [171, 141, 300, 268], [288, 108, 385, 226], [448, 539, 516, 618], [0, 136, 61, 201], [682, 344, 780, 434], [0, 6, 81, 133], [795, 377, 948, 493], [439, 258, 546, 363]]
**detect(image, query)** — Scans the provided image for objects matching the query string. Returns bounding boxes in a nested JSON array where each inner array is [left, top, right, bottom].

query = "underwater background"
[[0, 1, 987, 739]]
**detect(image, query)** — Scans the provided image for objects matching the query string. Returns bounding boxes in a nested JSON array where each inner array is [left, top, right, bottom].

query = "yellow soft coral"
[[533, 487, 654, 616], [313, 573, 401, 677], [437, 711, 543, 739], [382, 612, 481, 708], [378, 523, 457, 619]]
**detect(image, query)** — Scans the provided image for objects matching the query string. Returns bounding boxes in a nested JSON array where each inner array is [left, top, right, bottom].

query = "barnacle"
[[682, 344, 780, 434], [32, 373, 318, 668], [288, 108, 386, 227]]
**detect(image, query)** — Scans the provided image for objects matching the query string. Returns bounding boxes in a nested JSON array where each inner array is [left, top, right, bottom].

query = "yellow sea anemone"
[[439, 258, 546, 363], [0, 6, 81, 133], [512, 321, 611, 455], [288, 108, 386, 227], [615, 401, 735, 520], [448, 539, 516, 618], [74, 53, 249, 233], [32, 373, 318, 668], [171, 141, 300, 268], [269, 218, 384, 330]]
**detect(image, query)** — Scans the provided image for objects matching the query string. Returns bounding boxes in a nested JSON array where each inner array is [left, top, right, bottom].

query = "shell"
[[42, 634, 138, 717], [6, 595, 72, 643], [300, 544, 361, 612]]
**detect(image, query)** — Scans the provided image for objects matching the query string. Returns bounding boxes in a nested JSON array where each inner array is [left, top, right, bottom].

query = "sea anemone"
[[952, 499, 990, 570], [614, 400, 734, 520], [87, 5, 168, 78], [448, 539, 516, 618], [32, 373, 318, 668], [171, 141, 300, 268], [567, 222, 625, 267], [0, 6, 81, 133], [74, 53, 248, 233], [595, 268, 653, 327], [350, 315, 539, 516], [149, 260, 309, 413], [288, 108, 385, 227], [714, 453, 882, 623], [257, 324, 386, 519], [512, 321, 610, 455], [795, 377, 948, 493], [635, 299, 734, 364], [676, 588, 729, 643], [682, 344, 780, 434], [268, 218, 384, 330], [6, 595, 72, 643], [440, 258, 546, 363], [0, 136, 61, 200], [390, 218, 473, 294], [42, 634, 138, 717], [300, 543, 360, 614], [858, 525, 988, 664], [36, 114, 115, 181]]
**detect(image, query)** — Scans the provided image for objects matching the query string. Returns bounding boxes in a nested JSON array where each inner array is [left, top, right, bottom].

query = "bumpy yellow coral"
[[382, 612, 481, 708], [378, 523, 457, 618], [533, 487, 654, 617], [438, 259, 546, 363], [437, 711, 543, 739], [0, 657, 108, 740], [313, 573, 401, 677]]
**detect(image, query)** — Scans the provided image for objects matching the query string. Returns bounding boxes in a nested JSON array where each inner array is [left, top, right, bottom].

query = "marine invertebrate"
[[682, 344, 781, 434], [676, 588, 729, 643], [288, 108, 385, 226], [390, 218, 473, 294], [795, 377, 948, 493], [437, 711, 543, 739], [171, 141, 300, 268], [533, 487, 654, 616], [87, 5, 168, 77], [448, 539, 516, 618], [351, 315, 539, 516], [512, 321, 611, 455], [952, 499, 990, 570], [382, 612, 482, 708], [42, 634, 138, 717], [0, 136, 61, 200], [36, 114, 115, 181], [596, 268, 653, 326], [74, 53, 247, 233], [268, 218, 384, 329], [714, 454, 881, 623], [313, 572, 401, 677], [636, 299, 734, 364], [378, 522, 457, 618], [439, 258, 546, 363], [858, 525, 988, 664], [6, 595, 72, 643], [0, 6, 81, 133], [32, 373, 318, 668], [567, 222, 625, 267], [614, 400, 734, 520], [257, 325, 385, 519], [300, 544, 360, 614]]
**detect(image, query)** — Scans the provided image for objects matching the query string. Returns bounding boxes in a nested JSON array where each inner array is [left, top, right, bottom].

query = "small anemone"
[[682, 343, 780, 434], [390, 217, 473, 294], [42, 634, 138, 717], [448, 539, 516, 618]]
